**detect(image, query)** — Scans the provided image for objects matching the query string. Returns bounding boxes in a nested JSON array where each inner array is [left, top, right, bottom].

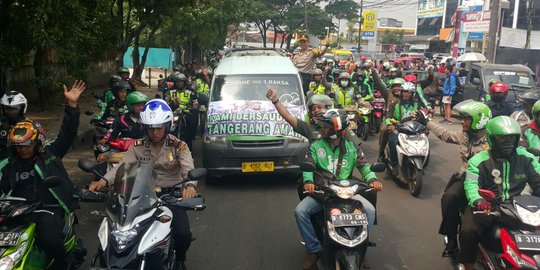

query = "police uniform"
[[102, 134, 196, 262]]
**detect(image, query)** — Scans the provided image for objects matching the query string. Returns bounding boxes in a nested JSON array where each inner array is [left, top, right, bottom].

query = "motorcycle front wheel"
[[409, 168, 423, 197]]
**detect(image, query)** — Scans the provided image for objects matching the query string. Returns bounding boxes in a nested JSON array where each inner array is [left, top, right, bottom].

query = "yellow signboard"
[[362, 11, 377, 32]]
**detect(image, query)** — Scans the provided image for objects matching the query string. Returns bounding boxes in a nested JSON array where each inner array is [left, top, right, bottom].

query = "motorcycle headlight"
[[111, 228, 138, 250], [515, 204, 540, 227], [0, 241, 27, 270], [398, 134, 428, 156], [203, 135, 227, 145], [329, 184, 359, 199]]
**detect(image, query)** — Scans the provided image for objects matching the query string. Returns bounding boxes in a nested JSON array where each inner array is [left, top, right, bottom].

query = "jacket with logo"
[[464, 147, 540, 206]]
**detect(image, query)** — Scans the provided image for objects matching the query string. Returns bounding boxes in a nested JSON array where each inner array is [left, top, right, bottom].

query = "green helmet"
[[126, 91, 149, 112], [485, 116, 521, 149], [118, 67, 130, 75], [454, 100, 492, 131], [532, 100, 540, 115], [391, 78, 405, 86]]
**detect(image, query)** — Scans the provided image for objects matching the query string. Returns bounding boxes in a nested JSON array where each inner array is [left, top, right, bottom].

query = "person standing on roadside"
[[292, 36, 330, 95], [442, 65, 458, 125]]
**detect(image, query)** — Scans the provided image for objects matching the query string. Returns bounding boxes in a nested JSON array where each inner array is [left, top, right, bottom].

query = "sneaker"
[[439, 119, 447, 123], [442, 237, 458, 257]]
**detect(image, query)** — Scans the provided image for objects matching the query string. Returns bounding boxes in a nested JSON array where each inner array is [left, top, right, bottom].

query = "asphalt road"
[[66, 113, 463, 270]]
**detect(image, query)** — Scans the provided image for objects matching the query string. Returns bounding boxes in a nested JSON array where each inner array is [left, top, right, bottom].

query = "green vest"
[[303, 140, 357, 182], [309, 82, 326, 95], [334, 86, 356, 107], [196, 78, 209, 95]]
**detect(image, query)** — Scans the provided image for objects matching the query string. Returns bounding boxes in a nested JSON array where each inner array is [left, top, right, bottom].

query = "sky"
[[353, 0, 419, 29]]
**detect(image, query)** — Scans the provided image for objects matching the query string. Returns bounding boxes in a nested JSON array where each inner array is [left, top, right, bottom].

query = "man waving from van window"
[[292, 36, 330, 95]]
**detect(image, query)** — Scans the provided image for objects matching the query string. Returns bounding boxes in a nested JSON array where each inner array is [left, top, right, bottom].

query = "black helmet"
[[112, 80, 131, 99], [173, 65, 182, 72], [109, 75, 122, 88], [315, 109, 349, 139], [171, 72, 187, 83]]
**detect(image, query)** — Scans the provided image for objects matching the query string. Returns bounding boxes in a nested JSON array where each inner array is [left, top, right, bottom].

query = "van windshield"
[[212, 74, 302, 105], [485, 70, 535, 87]]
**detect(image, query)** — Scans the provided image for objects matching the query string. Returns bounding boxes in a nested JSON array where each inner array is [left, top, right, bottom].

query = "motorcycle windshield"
[[399, 120, 426, 134], [106, 163, 158, 226]]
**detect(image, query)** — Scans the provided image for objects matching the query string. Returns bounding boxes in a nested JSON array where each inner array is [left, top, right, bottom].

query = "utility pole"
[[486, 0, 500, 63], [358, 0, 364, 52], [304, 0, 309, 36], [525, 0, 534, 49]]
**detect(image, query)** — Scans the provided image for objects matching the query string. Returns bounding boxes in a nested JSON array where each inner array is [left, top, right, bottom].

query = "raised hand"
[[64, 80, 86, 108]]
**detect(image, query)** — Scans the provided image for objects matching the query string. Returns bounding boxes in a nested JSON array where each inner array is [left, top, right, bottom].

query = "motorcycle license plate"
[[515, 234, 540, 251], [242, 162, 274, 173], [0, 232, 21, 246], [331, 213, 368, 227]]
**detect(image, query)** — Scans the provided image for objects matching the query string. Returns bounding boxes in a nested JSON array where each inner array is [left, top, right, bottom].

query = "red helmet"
[[361, 56, 367, 61], [404, 74, 417, 83], [489, 82, 509, 101]]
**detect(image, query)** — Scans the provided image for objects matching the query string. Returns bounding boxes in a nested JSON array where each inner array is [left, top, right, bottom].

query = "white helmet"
[[140, 99, 174, 128], [401, 82, 416, 93], [1, 91, 28, 113]]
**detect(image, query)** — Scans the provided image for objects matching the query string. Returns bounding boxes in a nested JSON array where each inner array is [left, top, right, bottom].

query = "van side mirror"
[[188, 168, 207, 180], [305, 91, 314, 100], [478, 189, 495, 202], [472, 78, 480, 85]]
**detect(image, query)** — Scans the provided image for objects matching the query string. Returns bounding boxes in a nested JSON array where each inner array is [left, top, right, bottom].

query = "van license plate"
[[242, 162, 274, 173], [515, 234, 540, 251]]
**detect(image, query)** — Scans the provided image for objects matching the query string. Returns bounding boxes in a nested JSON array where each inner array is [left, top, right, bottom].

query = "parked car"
[[202, 48, 309, 178], [452, 63, 539, 107]]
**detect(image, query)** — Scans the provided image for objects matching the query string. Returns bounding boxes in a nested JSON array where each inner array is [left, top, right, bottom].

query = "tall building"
[[501, 0, 540, 30], [416, 0, 459, 36]]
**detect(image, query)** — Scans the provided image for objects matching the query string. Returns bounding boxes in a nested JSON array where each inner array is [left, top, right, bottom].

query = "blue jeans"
[[388, 131, 399, 164], [294, 195, 376, 254]]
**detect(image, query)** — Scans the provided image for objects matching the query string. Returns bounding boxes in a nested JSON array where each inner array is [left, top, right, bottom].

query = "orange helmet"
[[9, 120, 46, 147]]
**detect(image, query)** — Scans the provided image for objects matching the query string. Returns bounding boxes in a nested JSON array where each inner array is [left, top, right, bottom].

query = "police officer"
[[89, 99, 196, 270], [0, 91, 29, 160], [165, 73, 198, 150]]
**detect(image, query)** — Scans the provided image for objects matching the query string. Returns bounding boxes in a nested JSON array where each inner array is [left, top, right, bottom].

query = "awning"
[[409, 44, 430, 50], [440, 28, 454, 42]]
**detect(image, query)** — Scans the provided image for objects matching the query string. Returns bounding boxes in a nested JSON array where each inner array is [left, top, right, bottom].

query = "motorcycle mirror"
[[84, 111, 94, 116], [42, 176, 62, 188], [78, 159, 97, 173], [300, 162, 316, 172], [478, 189, 495, 202], [370, 162, 386, 173], [527, 148, 540, 157], [188, 168, 207, 180], [305, 91, 314, 100]]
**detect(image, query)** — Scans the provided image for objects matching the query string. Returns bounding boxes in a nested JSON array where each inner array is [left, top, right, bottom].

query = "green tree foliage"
[[379, 30, 404, 45], [324, 0, 360, 21]]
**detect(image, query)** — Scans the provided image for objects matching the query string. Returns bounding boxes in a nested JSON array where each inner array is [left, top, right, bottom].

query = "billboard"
[[362, 11, 377, 32], [462, 11, 491, 33], [417, 0, 445, 18]]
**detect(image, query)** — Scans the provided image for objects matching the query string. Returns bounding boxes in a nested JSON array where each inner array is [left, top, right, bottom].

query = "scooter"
[[385, 120, 430, 197], [300, 162, 385, 270], [462, 189, 540, 269], [370, 91, 385, 133], [356, 101, 372, 141], [78, 160, 206, 270], [0, 176, 87, 269]]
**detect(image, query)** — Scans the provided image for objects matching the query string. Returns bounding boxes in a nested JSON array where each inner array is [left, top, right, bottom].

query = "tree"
[[379, 30, 404, 45], [325, 0, 360, 46]]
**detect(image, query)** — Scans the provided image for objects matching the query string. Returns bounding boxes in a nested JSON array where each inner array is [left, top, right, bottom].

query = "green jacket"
[[523, 127, 540, 149], [303, 139, 376, 184], [464, 147, 540, 206], [385, 100, 419, 126]]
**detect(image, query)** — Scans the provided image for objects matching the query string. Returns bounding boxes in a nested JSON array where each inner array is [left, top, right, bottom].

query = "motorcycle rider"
[[458, 116, 540, 270], [195, 69, 210, 137], [330, 72, 357, 108], [487, 81, 514, 117], [416, 100, 492, 257], [0, 91, 29, 160], [117, 67, 137, 92], [89, 99, 197, 270], [515, 90, 540, 127], [98, 75, 122, 112], [377, 78, 405, 162], [0, 81, 85, 270], [295, 109, 383, 270], [101, 91, 149, 144], [166, 72, 198, 150], [522, 99, 540, 148], [385, 82, 421, 166], [404, 73, 432, 110], [96, 80, 130, 121], [308, 68, 332, 95]]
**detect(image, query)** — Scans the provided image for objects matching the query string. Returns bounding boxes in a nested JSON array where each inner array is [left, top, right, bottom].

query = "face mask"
[[493, 136, 517, 157], [340, 81, 348, 87]]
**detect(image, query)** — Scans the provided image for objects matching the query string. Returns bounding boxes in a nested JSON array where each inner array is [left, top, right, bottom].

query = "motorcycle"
[[385, 120, 430, 197], [300, 162, 385, 270], [0, 176, 87, 269], [343, 104, 359, 135], [78, 160, 206, 270], [461, 189, 540, 269], [91, 119, 115, 159], [356, 101, 372, 141], [370, 91, 385, 133]]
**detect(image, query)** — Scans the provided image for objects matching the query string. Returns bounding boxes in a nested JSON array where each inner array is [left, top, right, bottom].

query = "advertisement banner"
[[207, 100, 305, 138], [362, 11, 377, 32], [462, 0, 484, 7], [417, 0, 445, 18], [462, 11, 491, 33]]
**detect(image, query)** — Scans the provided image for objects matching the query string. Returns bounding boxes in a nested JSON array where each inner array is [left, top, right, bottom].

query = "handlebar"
[[473, 210, 500, 216], [303, 190, 325, 194]]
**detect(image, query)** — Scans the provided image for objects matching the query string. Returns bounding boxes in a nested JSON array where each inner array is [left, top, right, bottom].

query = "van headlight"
[[289, 137, 308, 144], [203, 135, 227, 145], [329, 184, 359, 199], [0, 241, 27, 270]]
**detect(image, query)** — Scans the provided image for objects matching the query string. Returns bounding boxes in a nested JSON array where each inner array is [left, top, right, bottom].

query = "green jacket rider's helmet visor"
[[485, 116, 521, 157], [453, 100, 492, 131], [126, 91, 149, 113], [307, 95, 334, 118]]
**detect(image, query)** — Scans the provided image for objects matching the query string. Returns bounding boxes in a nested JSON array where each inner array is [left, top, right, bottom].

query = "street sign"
[[361, 32, 375, 40], [362, 11, 377, 32]]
